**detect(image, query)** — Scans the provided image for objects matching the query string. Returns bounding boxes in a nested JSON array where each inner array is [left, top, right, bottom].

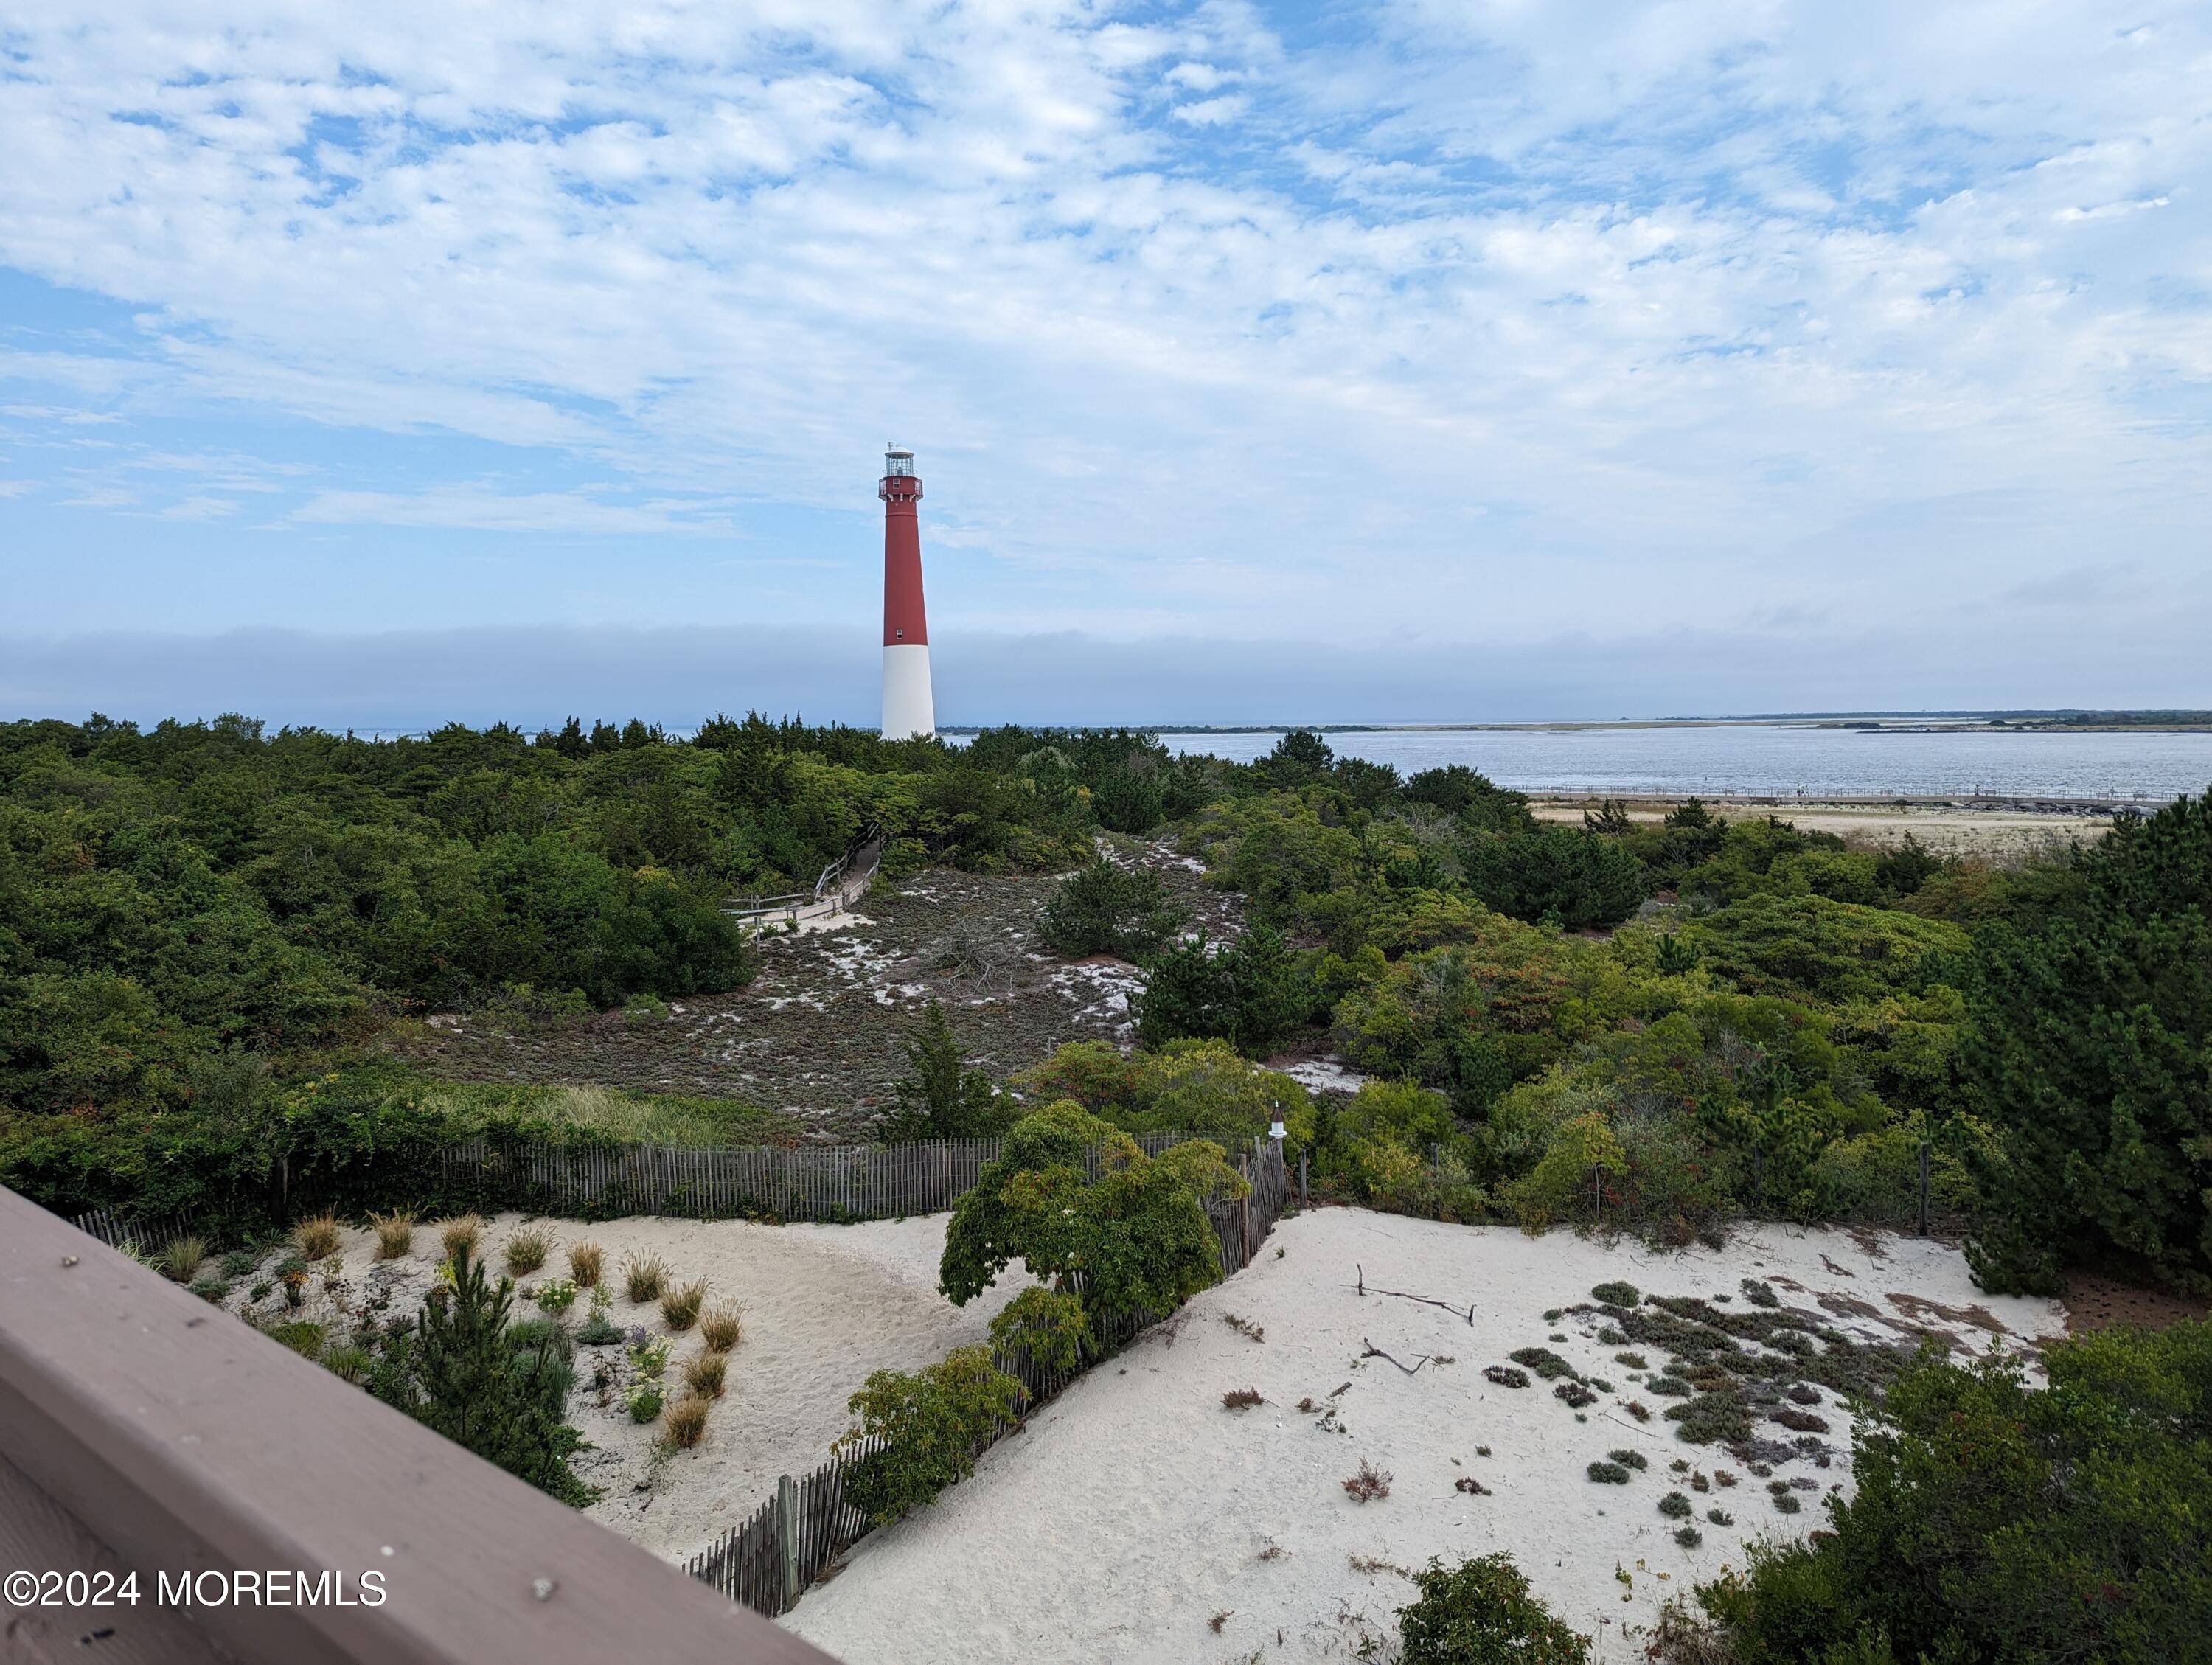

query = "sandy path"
[[300, 1212, 1036, 1562], [785, 1208, 2062, 1665]]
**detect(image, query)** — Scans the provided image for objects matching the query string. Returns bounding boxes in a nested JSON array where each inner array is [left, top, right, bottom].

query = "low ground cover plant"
[[293, 1213, 342, 1260], [699, 1307, 742, 1354], [622, 1252, 669, 1302], [504, 1227, 551, 1273], [370, 1210, 414, 1259], [663, 1394, 710, 1449], [1343, 1459, 1391, 1502], [661, 1279, 706, 1331]]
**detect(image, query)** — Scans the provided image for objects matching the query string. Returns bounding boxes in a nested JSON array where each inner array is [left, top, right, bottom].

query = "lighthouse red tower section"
[[880, 455, 927, 647], [878, 445, 935, 740]]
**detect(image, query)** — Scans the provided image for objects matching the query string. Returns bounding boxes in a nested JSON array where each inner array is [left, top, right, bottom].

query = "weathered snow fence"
[[685, 1137, 1294, 1619]]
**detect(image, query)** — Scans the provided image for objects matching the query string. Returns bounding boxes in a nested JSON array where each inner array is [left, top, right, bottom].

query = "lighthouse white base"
[[881, 644, 936, 740]]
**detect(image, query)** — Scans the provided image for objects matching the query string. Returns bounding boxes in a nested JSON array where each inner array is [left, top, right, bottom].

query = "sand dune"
[[785, 1208, 2063, 1664]]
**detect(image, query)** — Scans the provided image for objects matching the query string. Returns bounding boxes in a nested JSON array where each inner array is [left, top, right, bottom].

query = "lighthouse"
[[879, 444, 935, 740]]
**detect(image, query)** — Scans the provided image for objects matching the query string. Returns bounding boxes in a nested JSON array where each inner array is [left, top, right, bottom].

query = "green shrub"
[[625, 1380, 664, 1422], [1509, 1347, 1576, 1381], [1588, 1461, 1630, 1484], [1397, 1552, 1590, 1664], [837, 1346, 1026, 1526], [1658, 1491, 1693, 1518], [1133, 925, 1307, 1057], [1038, 857, 1184, 958], [189, 1275, 229, 1302], [221, 1249, 259, 1278], [1699, 1321, 2212, 1664], [1609, 1448, 1648, 1470], [1592, 1281, 1640, 1308], [988, 1287, 1091, 1373]]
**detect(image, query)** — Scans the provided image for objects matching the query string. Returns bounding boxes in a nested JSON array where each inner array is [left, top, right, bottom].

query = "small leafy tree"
[[836, 1346, 1026, 1526], [883, 1000, 1012, 1139], [373, 1244, 592, 1506], [939, 1102, 1245, 1318], [1397, 1552, 1591, 1664], [1038, 856, 1185, 958]]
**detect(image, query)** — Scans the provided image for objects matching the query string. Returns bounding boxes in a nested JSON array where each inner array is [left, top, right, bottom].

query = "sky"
[[1, 1, 2208, 727]]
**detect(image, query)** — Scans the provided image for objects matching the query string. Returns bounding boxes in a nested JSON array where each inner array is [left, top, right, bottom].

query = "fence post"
[[1237, 1154, 1252, 1269], [777, 1472, 799, 1613], [1298, 1153, 1308, 1211], [1752, 1142, 1763, 1211], [1917, 1141, 1930, 1237]]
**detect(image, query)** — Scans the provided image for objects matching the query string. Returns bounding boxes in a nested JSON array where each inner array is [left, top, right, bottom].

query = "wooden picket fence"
[[408, 1127, 1212, 1223], [684, 1136, 1293, 1617]]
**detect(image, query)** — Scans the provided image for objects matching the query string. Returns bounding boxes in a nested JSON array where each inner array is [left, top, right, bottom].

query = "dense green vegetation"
[[0, 712, 1118, 1228], [1116, 732, 2208, 1291], [4, 709, 2207, 1299], [1671, 1319, 2212, 1664]]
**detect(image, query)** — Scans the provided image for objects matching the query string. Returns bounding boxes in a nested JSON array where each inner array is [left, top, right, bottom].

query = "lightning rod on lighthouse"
[[879, 444, 935, 740]]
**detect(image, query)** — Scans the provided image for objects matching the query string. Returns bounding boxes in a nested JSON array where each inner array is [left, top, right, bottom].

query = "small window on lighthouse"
[[894, 629, 904, 639]]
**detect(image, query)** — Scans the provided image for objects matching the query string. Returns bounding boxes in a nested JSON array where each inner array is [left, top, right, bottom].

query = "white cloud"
[[1169, 93, 1249, 126], [0, 0, 2205, 664], [291, 486, 738, 535]]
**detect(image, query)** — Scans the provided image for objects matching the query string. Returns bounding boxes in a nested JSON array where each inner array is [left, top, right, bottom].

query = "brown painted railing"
[[0, 1183, 841, 1665]]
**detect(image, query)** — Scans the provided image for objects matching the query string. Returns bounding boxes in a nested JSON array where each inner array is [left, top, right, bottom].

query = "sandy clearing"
[[1528, 796, 2110, 858], [268, 1212, 1037, 1563], [785, 1208, 2062, 1665]]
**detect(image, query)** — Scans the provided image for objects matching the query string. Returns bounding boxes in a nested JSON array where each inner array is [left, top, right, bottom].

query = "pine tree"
[[379, 1245, 593, 1505]]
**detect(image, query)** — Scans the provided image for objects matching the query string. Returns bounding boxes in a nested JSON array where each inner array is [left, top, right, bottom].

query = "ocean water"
[[1151, 725, 2212, 804]]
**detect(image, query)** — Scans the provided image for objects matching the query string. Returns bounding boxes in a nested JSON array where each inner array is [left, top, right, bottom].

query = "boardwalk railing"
[[685, 1136, 1293, 1617], [723, 824, 883, 926]]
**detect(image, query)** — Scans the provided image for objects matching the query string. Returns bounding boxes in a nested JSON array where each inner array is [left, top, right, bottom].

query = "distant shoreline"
[[941, 713, 2212, 735]]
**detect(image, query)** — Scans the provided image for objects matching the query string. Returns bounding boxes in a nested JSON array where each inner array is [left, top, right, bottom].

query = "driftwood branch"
[[1360, 1338, 1433, 1376], [1356, 1263, 1474, 1324]]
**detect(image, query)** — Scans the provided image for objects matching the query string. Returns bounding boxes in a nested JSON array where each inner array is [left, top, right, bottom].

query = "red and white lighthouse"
[[879, 444, 935, 740]]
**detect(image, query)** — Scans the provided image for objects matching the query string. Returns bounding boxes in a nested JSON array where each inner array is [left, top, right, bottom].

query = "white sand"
[[260, 1212, 1037, 1563], [785, 1208, 2063, 1664]]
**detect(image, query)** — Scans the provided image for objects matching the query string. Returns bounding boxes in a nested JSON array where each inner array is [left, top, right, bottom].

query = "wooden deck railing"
[[0, 1183, 841, 1665]]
